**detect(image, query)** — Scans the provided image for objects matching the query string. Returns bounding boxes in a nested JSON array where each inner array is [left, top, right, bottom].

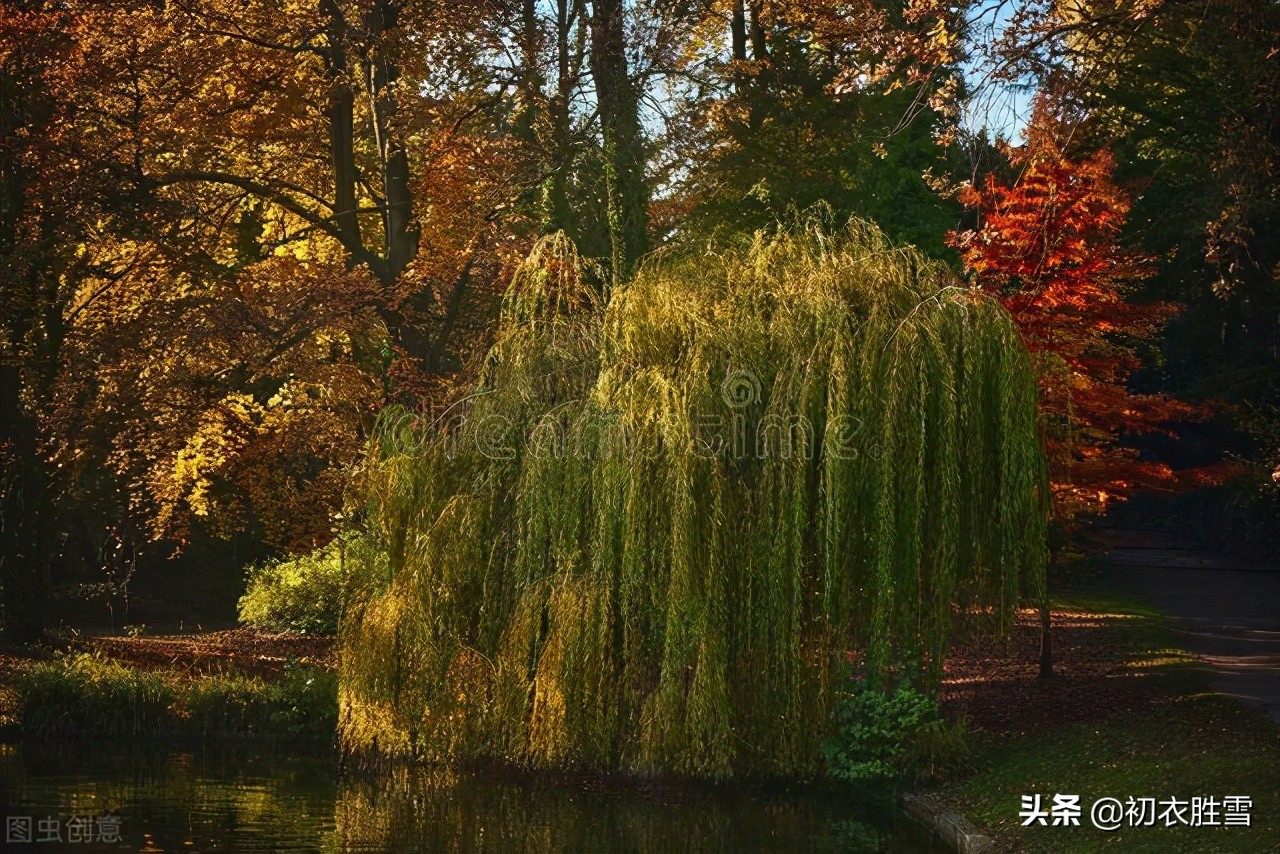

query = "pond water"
[[0, 742, 944, 852]]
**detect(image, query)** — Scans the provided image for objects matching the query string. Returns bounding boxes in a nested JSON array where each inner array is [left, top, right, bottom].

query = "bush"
[[822, 679, 969, 785], [266, 663, 339, 736], [238, 536, 356, 633]]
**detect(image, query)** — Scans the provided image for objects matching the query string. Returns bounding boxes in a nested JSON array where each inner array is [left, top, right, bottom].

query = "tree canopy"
[[1, 0, 1274, 651]]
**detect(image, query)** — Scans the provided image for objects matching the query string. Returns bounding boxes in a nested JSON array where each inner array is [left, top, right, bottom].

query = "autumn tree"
[[0, 0, 545, 631], [2, 0, 728, 636], [1059, 0, 1279, 547], [1, 4, 76, 639], [960, 1, 1279, 543], [951, 101, 1213, 517], [948, 98, 1217, 674]]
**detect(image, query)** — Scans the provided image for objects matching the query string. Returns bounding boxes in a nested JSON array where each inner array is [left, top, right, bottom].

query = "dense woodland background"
[[1, 0, 1277, 640]]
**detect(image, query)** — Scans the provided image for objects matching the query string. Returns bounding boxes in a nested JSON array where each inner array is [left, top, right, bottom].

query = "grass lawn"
[[938, 590, 1280, 852]]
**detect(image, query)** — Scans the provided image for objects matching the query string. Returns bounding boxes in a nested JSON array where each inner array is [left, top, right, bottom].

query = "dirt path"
[[1102, 529, 1280, 723]]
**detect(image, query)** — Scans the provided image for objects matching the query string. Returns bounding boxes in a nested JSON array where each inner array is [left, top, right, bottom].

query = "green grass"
[[18, 653, 337, 740], [953, 696, 1278, 852], [941, 592, 1280, 852]]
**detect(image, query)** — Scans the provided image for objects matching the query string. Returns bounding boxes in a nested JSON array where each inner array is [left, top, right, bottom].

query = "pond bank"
[[0, 628, 336, 742], [902, 793, 994, 853], [5, 588, 1275, 852]]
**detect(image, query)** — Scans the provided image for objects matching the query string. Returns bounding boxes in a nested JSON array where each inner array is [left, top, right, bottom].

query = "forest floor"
[[1, 602, 1156, 739]]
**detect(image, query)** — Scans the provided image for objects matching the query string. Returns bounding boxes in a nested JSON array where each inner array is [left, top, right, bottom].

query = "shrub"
[[266, 663, 339, 737], [822, 679, 969, 785], [238, 536, 358, 633]]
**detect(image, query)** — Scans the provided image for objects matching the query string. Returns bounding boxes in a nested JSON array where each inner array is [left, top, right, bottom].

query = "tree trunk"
[[588, 0, 649, 281], [516, 0, 543, 142], [748, 1, 768, 62], [542, 0, 574, 234], [1038, 594, 1053, 678], [731, 0, 747, 64], [366, 0, 419, 283], [321, 0, 364, 260], [321, 0, 428, 368], [0, 67, 52, 643], [0, 362, 50, 643], [1039, 546, 1057, 678]]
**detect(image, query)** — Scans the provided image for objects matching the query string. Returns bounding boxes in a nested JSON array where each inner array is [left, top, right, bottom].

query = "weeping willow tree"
[[339, 219, 1047, 779]]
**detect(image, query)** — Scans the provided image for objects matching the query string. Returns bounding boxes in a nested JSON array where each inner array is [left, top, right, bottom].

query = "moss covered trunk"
[[588, 0, 649, 281]]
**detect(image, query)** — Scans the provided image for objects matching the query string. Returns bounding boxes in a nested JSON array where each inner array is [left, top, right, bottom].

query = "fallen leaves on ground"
[[69, 628, 335, 678], [942, 606, 1185, 735]]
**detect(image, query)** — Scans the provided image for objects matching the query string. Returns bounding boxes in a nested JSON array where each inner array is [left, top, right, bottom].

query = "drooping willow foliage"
[[339, 219, 1047, 779]]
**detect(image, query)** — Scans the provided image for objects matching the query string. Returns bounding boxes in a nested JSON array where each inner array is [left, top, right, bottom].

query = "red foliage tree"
[[948, 104, 1212, 521]]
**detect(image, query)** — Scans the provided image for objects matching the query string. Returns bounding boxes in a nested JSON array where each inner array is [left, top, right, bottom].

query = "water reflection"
[[0, 742, 335, 852], [0, 743, 941, 852]]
